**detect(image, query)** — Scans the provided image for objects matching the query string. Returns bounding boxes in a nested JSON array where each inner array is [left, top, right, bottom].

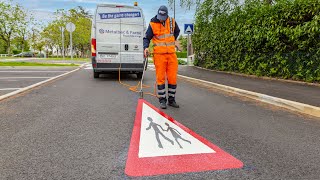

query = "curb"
[[177, 74, 320, 118], [0, 65, 83, 102]]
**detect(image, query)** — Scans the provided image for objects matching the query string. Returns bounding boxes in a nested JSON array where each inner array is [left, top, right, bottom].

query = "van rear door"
[[95, 5, 120, 64], [118, 7, 144, 64]]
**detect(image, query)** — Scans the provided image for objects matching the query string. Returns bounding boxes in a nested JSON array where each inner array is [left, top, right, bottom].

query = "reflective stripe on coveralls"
[[168, 84, 177, 102]]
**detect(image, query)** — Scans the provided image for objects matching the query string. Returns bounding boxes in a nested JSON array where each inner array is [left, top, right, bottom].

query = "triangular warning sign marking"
[[185, 25, 193, 33], [139, 102, 215, 157], [125, 99, 243, 177]]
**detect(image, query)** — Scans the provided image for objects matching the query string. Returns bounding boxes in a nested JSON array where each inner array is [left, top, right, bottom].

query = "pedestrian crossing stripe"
[[84, 63, 93, 70], [125, 99, 243, 177]]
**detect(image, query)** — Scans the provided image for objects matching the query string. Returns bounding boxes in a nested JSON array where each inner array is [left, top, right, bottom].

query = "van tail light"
[[91, 38, 96, 57]]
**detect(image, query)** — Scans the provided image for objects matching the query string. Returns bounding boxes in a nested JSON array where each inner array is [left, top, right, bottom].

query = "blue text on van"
[[99, 12, 141, 19]]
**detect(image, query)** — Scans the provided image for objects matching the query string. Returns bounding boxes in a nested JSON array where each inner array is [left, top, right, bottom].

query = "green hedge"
[[193, 0, 320, 82], [12, 49, 22, 55], [178, 59, 187, 65], [176, 52, 187, 58]]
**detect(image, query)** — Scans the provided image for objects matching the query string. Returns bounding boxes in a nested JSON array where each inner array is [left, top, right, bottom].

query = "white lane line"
[[84, 63, 92, 70], [0, 88, 21, 91], [0, 71, 69, 73], [0, 67, 82, 101], [0, 77, 51, 79]]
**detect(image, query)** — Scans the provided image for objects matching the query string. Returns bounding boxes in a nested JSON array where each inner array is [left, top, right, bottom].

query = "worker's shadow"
[[146, 117, 191, 149]]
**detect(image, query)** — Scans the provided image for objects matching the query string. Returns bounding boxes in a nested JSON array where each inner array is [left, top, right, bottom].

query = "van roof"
[[96, 4, 141, 9]]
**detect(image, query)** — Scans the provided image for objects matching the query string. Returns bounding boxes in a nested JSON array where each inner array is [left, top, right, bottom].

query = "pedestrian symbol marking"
[[145, 117, 175, 149], [139, 103, 214, 157], [125, 99, 243, 177], [184, 24, 194, 34], [165, 122, 192, 149]]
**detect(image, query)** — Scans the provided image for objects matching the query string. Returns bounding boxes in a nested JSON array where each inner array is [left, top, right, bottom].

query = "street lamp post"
[[60, 27, 65, 60], [174, 0, 175, 19]]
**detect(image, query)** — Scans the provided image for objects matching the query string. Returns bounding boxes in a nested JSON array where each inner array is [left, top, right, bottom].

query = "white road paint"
[[0, 88, 21, 91], [84, 64, 93, 70], [0, 71, 69, 73], [0, 77, 51, 79], [139, 103, 215, 158], [0, 67, 81, 101]]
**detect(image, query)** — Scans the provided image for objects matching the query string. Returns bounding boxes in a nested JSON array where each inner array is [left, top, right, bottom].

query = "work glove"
[[144, 48, 149, 58]]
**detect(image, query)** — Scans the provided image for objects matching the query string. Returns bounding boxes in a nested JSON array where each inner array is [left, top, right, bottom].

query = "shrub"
[[176, 52, 187, 58], [193, 0, 320, 82]]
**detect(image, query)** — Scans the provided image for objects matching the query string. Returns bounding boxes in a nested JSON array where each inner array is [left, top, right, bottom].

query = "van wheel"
[[94, 72, 100, 78], [136, 72, 143, 79]]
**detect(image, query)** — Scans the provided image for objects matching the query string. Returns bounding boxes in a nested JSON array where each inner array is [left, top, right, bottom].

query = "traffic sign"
[[184, 24, 194, 34], [66, 22, 76, 32], [65, 22, 76, 60], [125, 99, 243, 177]]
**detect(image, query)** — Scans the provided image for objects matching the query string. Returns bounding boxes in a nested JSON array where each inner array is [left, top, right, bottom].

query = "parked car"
[[37, 53, 45, 58], [13, 52, 35, 57]]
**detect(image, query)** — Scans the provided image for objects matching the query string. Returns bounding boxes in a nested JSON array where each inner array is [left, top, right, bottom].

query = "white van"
[[91, 3, 146, 78]]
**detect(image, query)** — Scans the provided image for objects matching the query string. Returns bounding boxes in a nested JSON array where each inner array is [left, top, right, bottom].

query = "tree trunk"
[[6, 41, 11, 55], [81, 47, 85, 58]]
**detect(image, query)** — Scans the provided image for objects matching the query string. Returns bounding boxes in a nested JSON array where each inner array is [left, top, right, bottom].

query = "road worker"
[[143, 5, 180, 109]]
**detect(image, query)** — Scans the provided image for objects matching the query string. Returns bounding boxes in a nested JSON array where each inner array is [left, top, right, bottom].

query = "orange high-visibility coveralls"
[[148, 17, 179, 103]]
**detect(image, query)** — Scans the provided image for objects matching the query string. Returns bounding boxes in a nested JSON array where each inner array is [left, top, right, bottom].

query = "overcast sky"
[[9, 0, 196, 30]]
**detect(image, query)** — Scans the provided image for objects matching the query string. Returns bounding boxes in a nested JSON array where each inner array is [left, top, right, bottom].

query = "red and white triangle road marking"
[[125, 99, 243, 177]]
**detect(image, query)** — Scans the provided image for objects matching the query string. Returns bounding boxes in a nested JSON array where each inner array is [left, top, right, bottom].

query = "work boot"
[[160, 101, 167, 109], [168, 101, 179, 108]]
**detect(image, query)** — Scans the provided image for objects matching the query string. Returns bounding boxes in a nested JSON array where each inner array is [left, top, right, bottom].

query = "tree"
[[0, 1, 29, 55], [167, 0, 202, 8], [12, 36, 30, 53], [178, 36, 187, 51], [264, 0, 273, 5], [0, 39, 6, 54], [67, 6, 92, 57], [42, 21, 65, 57], [41, 6, 92, 58]]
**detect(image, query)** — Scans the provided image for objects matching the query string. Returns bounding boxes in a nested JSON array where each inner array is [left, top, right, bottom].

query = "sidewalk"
[[178, 66, 320, 107]]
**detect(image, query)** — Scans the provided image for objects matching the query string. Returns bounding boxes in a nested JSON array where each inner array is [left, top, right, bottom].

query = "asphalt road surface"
[[1, 66, 320, 179]]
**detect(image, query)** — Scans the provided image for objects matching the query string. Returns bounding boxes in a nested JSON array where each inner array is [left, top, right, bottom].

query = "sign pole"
[[70, 31, 73, 60], [184, 24, 194, 65], [65, 22, 76, 61], [187, 34, 190, 65], [61, 27, 65, 60]]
